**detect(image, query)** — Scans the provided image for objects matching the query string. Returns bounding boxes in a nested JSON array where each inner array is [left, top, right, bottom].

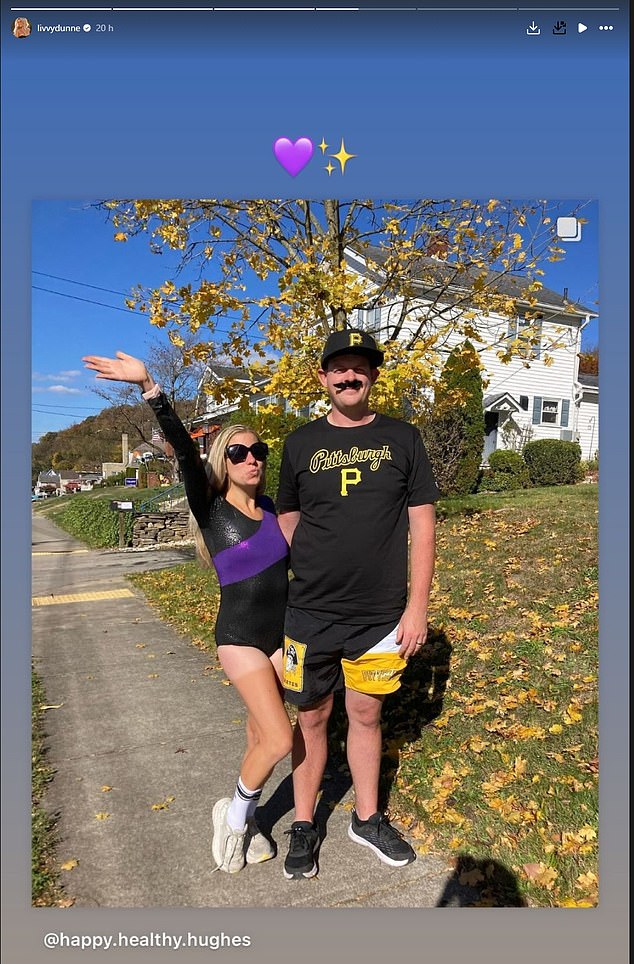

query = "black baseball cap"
[[320, 329, 384, 369]]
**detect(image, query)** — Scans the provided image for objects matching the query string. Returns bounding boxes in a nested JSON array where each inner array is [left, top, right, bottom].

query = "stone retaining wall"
[[132, 510, 193, 547]]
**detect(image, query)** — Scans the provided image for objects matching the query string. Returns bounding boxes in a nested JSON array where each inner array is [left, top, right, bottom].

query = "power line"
[[33, 285, 145, 315], [32, 408, 98, 418], [33, 271, 129, 297], [32, 402, 104, 411], [32, 284, 265, 342]]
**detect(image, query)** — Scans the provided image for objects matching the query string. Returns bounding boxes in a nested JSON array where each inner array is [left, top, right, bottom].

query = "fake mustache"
[[334, 379, 363, 392]]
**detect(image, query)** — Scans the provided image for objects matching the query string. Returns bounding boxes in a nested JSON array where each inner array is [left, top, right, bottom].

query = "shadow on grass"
[[436, 853, 527, 907]]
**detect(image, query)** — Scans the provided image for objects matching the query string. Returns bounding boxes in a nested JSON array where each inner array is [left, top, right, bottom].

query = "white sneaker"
[[212, 798, 246, 873], [245, 817, 275, 864]]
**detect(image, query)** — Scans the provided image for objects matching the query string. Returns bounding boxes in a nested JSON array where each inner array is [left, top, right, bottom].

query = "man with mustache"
[[277, 328, 439, 879]]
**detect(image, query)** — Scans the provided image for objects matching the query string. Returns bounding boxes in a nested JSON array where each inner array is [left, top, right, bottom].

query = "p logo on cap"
[[320, 328, 384, 369]]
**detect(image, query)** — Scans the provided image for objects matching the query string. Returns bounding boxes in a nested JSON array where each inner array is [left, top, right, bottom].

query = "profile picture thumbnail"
[[12, 17, 32, 39]]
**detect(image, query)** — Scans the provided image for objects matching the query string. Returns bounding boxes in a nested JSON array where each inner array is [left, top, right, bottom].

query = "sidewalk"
[[32, 514, 464, 908]]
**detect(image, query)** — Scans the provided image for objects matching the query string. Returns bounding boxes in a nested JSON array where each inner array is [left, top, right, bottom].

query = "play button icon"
[[578, 22, 588, 33]]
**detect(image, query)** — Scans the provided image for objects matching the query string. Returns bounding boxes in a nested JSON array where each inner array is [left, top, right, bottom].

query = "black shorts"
[[282, 607, 406, 707]]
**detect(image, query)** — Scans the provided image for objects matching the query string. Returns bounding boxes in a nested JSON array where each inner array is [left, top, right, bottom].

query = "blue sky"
[[31, 199, 599, 442]]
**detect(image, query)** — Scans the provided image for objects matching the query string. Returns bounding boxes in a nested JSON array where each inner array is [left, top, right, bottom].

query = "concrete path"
[[32, 512, 463, 909]]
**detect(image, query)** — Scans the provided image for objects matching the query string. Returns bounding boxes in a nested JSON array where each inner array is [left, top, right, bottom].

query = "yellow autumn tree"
[[99, 198, 582, 417]]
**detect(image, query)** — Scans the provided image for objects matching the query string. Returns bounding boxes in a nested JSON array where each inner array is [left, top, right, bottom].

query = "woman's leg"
[[211, 646, 291, 872], [218, 645, 292, 793], [241, 647, 284, 789]]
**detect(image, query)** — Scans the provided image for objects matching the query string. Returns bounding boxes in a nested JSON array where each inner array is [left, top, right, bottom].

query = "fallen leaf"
[[60, 859, 79, 871], [459, 868, 485, 886], [522, 862, 558, 889], [95, 812, 110, 820], [100, 785, 113, 793], [39, 703, 64, 710], [577, 826, 597, 842], [576, 871, 598, 889]]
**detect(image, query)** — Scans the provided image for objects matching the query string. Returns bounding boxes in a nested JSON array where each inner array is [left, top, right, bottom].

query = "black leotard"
[[145, 392, 289, 655]]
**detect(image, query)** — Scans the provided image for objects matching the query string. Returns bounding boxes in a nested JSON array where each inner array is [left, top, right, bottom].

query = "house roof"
[[38, 470, 80, 481], [483, 392, 523, 413], [578, 373, 598, 389], [346, 244, 597, 318]]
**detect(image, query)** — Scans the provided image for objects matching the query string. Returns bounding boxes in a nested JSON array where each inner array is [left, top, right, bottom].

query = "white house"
[[343, 245, 599, 461], [191, 363, 312, 446], [193, 245, 599, 462], [575, 373, 599, 462]]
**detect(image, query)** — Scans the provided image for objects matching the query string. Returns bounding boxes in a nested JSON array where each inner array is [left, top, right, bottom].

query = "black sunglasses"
[[225, 441, 269, 464]]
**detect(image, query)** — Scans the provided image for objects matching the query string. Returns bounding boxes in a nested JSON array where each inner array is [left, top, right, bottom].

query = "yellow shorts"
[[342, 628, 407, 695]]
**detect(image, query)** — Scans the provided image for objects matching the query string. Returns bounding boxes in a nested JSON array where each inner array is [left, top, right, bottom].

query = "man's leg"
[[344, 688, 383, 820], [292, 694, 333, 821], [345, 688, 415, 867], [283, 694, 333, 879]]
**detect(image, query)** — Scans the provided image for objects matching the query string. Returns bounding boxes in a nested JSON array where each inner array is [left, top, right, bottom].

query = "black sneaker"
[[283, 821, 319, 879], [348, 810, 415, 867]]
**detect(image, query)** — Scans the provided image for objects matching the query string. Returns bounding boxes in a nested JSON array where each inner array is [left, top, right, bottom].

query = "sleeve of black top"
[[145, 391, 213, 526], [407, 428, 441, 505], [276, 438, 300, 512]]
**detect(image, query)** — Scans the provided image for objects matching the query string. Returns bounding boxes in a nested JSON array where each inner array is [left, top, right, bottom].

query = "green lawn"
[[32, 484, 170, 518], [130, 484, 598, 907]]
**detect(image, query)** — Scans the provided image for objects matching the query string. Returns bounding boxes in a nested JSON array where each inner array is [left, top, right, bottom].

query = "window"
[[519, 395, 529, 410], [541, 399, 558, 423], [356, 306, 382, 332], [532, 397, 570, 426], [507, 316, 542, 359]]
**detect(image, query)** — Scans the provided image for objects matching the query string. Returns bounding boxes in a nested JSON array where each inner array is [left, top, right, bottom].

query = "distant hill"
[[32, 398, 196, 484]]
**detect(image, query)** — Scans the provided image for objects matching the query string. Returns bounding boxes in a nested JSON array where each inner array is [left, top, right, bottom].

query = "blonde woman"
[[83, 351, 292, 874]]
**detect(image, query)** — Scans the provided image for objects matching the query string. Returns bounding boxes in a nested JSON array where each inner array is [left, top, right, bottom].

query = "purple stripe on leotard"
[[213, 508, 288, 587]]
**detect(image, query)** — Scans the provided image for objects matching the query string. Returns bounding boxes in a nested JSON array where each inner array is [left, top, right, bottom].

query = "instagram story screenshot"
[[1, 2, 629, 963]]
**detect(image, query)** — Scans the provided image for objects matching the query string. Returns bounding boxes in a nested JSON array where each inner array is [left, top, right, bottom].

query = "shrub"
[[523, 439, 583, 486], [419, 409, 468, 497], [103, 469, 128, 486], [226, 405, 309, 500], [478, 449, 530, 492], [55, 496, 135, 548], [418, 341, 485, 496], [434, 342, 485, 495]]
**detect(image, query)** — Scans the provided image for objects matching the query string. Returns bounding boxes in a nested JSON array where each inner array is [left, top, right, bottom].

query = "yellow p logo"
[[349, 332, 363, 347], [341, 468, 362, 496]]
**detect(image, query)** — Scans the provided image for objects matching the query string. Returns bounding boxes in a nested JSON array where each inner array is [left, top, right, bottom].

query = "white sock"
[[226, 778, 262, 832]]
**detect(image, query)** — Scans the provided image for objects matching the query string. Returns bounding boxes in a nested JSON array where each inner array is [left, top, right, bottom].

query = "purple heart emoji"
[[273, 137, 314, 177]]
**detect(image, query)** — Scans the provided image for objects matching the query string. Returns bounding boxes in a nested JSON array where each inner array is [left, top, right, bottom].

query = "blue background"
[[1, 3, 629, 962]]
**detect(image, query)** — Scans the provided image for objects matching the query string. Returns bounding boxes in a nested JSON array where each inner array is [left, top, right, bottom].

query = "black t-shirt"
[[277, 413, 439, 623]]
